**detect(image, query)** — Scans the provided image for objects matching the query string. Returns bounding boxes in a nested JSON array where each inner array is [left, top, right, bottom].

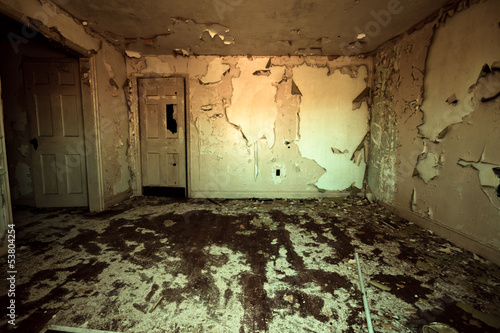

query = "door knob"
[[29, 138, 38, 150]]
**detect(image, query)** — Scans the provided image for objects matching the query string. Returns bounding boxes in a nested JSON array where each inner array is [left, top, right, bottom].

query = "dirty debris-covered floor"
[[1, 197, 500, 333]]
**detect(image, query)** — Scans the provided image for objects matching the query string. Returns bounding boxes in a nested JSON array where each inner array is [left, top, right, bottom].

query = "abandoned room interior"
[[0, 0, 499, 332]]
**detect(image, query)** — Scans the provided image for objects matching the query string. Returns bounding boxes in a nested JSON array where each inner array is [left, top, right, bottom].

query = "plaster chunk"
[[199, 58, 230, 84], [293, 64, 369, 191], [416, 152, 440, 183], [226, 58, 285, 148]]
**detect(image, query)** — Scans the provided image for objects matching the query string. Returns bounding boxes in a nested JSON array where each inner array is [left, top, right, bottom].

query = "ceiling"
[[52, 0, 450, 56]]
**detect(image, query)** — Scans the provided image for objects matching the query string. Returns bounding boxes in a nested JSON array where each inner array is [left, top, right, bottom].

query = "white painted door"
[[24, 60, 88, 207], [0, 76, 13, 241], [139, 77, 186, 194]]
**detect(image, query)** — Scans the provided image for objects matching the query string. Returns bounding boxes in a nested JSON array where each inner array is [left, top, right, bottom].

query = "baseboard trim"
[[104, 190, 132, 209], [380, 202, 500, 266], [189, 191, 351, 199]]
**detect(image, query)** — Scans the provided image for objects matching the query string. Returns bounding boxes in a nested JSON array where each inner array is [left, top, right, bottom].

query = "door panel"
[[24, 60, 88, 207], [139, 78, 186, 194]]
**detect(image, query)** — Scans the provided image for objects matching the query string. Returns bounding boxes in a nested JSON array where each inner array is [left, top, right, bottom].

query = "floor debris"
[[0, 196, 499, 332]]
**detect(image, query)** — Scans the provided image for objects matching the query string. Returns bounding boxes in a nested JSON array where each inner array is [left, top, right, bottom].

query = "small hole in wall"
[[166, 104, 178, 134], [492, 167, 500, 177], [493, 167, 500, 199], [276, 169, 281, 177]]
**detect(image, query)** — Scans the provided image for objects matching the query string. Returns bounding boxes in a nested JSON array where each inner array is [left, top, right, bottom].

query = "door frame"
[[134, 74, 189, 197], [79, 56, 105, 211], [0, 8, 104, 211]]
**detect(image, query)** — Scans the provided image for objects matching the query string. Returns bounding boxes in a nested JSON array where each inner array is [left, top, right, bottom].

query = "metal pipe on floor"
[[355, 252, 374, 333]]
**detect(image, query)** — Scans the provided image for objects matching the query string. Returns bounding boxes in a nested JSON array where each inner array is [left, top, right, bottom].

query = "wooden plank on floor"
[[47, 326, 122, 333]]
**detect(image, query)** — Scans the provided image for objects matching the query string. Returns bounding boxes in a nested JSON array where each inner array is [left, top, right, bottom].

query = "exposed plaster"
[[126, 55, 371, 197], [416, 152, 440, 183], [226, 58, 284, 149], [293, 63, 370, 191], [370, 0, 500, 253], [199, 58, 230, 84], [419, 0, 500, 141]]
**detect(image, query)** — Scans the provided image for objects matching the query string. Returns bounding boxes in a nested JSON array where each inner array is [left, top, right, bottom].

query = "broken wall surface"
[[369, 0, 500, 263], [127, 55, 372, 198], [95, 43, 132, 204]]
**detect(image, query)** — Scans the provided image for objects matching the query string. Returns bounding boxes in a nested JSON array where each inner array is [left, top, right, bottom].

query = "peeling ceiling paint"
[[51, 0, 450, 56]]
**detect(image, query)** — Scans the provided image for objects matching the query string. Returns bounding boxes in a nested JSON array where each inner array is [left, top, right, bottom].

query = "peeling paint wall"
[[369, 0, 500, 258], [127, 55, 372, 198], [95, 43, 132, 203]]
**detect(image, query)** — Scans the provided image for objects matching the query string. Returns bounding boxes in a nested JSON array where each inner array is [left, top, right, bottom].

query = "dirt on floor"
[[1, 196, 499, 333]]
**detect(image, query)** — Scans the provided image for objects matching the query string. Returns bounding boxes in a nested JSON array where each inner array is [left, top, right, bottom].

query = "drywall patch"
[[226, 58, 285, 149], [293, 64, 369, 191], [416, 152, 440, 183], [199, 58, 230, 84]]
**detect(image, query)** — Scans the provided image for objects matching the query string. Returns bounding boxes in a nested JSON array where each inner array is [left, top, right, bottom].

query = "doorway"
[[138, 77, 187, 197], [0, 13, 104, 211]]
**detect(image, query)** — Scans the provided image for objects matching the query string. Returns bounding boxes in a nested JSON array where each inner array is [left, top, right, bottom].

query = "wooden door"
[[139, 77, 186, 195], [24, 60, 88, 207]]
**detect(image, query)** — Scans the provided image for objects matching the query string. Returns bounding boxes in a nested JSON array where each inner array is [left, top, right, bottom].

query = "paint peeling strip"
[[295, 48, 322, 56], [352, 87, 370, 110], [437, 125, 451, 140], [291, 80, 302, 96], [253, 70, 271, 76], [332, 148, 349, 154], [125, 50, 142, 58], [446, 93, 458, 105], [173, 48, 192, 56]]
